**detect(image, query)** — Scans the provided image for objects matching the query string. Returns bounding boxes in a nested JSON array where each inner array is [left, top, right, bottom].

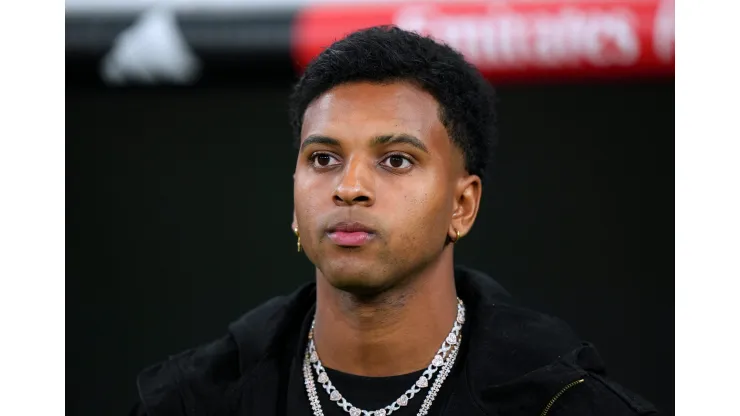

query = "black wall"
[[67, 80, 674, 415]]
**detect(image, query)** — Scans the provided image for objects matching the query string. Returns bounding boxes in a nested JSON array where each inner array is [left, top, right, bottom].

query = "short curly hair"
[[288, 25, 497, 181]]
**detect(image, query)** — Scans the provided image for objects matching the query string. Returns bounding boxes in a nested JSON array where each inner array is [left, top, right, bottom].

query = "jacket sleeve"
[[547, 374, 659, 416]]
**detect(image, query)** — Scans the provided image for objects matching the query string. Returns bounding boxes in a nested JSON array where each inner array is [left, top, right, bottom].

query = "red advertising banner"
[[293, 0, 674, 83]]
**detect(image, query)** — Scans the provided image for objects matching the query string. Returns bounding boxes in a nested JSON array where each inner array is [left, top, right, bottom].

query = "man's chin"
[[319, 264, 392, 297]]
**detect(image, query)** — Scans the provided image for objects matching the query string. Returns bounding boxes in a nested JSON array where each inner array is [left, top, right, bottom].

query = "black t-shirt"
[[286, 309, 467, 416], [290, 366, 456, 416]]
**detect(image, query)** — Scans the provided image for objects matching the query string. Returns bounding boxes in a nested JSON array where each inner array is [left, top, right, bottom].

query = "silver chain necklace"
[[303, 298, 465, 416]]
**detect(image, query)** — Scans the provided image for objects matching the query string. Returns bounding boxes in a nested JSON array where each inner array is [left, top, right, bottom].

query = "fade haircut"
[[288, 25, 498, 181]]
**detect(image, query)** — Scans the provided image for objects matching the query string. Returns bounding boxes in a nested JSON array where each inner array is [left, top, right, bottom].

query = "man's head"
[[289, 26, 497, 295]]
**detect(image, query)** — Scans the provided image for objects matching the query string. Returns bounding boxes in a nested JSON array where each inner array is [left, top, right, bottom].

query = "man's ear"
[[447, 175, 482, 241]]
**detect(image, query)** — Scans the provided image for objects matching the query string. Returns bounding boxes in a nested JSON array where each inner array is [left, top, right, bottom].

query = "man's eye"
[[381, 155, 412, 169], [311, 153, 340, 168]]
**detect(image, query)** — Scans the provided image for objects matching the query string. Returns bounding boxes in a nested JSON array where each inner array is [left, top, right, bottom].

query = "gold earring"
[[454, 229, 461, 243], [294, 227, 301, 252]]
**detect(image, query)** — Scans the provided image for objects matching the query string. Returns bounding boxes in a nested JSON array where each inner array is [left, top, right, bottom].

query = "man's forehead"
[[301, 82, 445, 144]]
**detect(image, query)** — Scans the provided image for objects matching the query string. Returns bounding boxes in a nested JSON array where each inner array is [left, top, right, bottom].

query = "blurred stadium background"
[[66, 1, 674, 415]]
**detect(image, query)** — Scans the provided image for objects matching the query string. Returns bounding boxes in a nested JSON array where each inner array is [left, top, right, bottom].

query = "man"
[[131, 26, 658, 415]]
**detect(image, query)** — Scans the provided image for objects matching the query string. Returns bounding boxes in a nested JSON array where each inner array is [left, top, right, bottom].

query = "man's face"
[[293, 81, 469, 294]]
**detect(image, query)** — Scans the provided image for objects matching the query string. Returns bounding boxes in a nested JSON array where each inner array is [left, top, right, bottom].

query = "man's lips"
[[326, 222, 376, 247]]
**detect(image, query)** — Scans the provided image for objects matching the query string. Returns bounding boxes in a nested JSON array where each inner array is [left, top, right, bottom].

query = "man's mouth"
[[326, 222, 376, 247]]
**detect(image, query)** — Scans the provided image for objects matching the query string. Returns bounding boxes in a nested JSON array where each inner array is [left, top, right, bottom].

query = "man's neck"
[[312, 250, 459, 377]]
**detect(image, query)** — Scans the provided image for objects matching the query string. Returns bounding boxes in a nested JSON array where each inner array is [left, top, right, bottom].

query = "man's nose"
[[333, 157, 375, 207]]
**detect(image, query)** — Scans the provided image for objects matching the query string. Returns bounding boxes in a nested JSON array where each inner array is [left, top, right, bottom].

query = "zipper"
[[539, 378, 585, 416]]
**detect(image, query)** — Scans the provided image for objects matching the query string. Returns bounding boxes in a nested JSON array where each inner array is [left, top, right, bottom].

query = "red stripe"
[[291, 0, 674, 83]]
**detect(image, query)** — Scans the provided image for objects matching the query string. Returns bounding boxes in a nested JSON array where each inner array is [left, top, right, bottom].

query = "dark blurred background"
[[67, 1, 674, 415]]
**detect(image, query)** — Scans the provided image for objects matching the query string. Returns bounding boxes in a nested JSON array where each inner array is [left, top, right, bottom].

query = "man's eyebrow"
[[371, 134, 429, 154], [300, 135, 341, 153], [300, 133, 429, 154]]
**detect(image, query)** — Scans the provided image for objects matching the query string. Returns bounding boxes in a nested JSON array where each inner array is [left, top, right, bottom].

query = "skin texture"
[[292, 81, 482, 376]]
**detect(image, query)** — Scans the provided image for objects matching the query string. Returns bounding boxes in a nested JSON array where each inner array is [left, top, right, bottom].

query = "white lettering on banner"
[[653, 0, 674, 62], [394, 5, 641, 69], [579, 9, 640, 66]]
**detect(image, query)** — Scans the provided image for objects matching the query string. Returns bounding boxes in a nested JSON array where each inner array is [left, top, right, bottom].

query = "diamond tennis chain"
[[303, 298, 466, 416]]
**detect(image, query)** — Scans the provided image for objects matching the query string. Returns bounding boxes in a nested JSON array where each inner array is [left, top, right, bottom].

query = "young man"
[[131, 27, 658, 416]]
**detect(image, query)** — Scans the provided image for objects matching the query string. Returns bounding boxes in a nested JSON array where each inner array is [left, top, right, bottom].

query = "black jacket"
[[132, 267, 658, 415]]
